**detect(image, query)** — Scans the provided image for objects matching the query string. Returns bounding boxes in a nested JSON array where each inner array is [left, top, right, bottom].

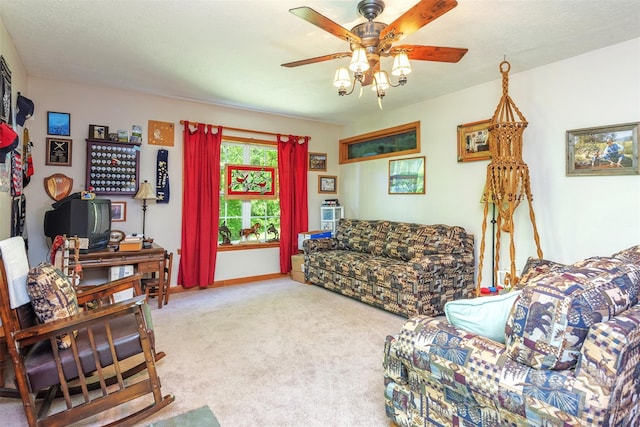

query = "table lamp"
[[134, 180, 157, 242]]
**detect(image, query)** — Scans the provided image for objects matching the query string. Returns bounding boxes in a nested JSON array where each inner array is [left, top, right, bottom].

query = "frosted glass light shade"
[[333, 67, 351, 88], [349, 48, 370, 72], [392, 52, 412, 76]]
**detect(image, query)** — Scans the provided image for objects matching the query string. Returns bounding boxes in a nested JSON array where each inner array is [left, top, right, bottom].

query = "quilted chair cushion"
[[515, 257, 566, 289], [27, 263, 79, 349], [505, 256, 640, 370]]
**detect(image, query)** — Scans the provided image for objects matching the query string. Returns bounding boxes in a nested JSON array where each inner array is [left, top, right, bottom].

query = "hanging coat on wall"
[[156, 149, 169, 203], [22, 128, 33, 187]]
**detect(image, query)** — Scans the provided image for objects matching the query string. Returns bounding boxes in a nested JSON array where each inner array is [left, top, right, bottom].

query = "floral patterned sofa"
[[384, 245, 640, 427], [302, 219, 475, 318]]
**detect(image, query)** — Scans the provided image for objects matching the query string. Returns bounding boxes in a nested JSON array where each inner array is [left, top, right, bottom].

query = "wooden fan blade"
[[281, 52, 352, 68], [289, 7, 362, 44], [392, 45, 468, 63], [379, 0, 458, 42]]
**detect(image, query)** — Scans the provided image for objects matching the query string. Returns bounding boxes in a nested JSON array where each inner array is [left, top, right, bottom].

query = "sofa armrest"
[[574, 303, 640, 403], [385, 315, 590, 417], [303, 237, 338, 253]]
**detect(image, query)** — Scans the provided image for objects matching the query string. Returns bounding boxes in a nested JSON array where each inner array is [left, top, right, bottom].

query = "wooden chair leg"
[[0, 337, 6, 388]]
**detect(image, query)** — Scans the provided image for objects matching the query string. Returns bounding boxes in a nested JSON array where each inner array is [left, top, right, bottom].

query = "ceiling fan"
[[282, 0, 468, 98]]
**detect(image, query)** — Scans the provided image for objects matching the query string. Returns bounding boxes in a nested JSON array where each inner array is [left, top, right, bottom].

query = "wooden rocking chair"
[[0, 237, 174, 426]]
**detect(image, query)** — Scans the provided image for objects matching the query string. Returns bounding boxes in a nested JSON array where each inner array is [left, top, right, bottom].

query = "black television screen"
[[44, 197, 112, 253]]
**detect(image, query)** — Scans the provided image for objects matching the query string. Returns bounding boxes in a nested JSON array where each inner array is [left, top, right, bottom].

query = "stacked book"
[[322, 199, 340, 206]]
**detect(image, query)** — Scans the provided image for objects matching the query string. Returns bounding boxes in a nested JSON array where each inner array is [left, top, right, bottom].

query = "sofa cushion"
[[505, 256, 640, 370], [27, 263, 79, 349], [445, 290, 521, 343], [515, 257, 566, 289], [384, 223, 465, 261], [612, 245, 640, 265], [335, 219, 388, 254]]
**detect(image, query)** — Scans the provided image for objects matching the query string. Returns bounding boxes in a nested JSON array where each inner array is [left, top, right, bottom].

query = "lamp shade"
[[333, 67, 351, 88], [392, 52, 412, 76], [134, 180, 157, 200], [371, 71, 390, 91], [349, 48, 370, 73]]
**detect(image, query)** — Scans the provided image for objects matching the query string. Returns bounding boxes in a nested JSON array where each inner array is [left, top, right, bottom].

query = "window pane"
[[219, 142, 279, 243]]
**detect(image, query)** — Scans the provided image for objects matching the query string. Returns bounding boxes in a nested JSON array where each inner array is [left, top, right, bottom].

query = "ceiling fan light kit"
[[283, 0, 467, 104]]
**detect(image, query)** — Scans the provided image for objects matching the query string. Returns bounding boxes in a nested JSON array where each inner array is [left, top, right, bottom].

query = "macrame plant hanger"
[[477, 60, 543, 293]]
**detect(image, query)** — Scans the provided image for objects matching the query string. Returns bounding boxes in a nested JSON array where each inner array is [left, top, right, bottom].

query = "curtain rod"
[[179, 120, 310, 140]]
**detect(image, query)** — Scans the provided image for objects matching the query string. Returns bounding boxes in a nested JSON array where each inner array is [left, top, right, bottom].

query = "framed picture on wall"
[[111, 201, 127, 222], [47, 111, 71, 136], [388, 156, 425, 194], [566, 122, 639, 176], [318, 175, 337, 194], [88, 124, 109, 140], [457, 119, 491, 162], [308, 152, 327, 171], [45, 137, 72, 166]]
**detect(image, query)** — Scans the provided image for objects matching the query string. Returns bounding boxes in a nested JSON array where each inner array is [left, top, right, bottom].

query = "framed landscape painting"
[[566, 122, 639, 176]]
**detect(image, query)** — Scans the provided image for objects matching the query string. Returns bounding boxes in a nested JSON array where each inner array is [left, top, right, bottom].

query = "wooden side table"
[[70, 243, 166, 308]]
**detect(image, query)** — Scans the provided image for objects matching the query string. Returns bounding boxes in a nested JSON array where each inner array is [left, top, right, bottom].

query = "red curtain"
[[178, 122, 222, 288], [277, 135, 309, 273]]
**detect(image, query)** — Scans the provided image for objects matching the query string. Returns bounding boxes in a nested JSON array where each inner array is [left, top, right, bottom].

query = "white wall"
[[341, 38, 640, 286], [0, 15, 28, 240], [22, 78, 342, 286], [3, 6, 638, 290]]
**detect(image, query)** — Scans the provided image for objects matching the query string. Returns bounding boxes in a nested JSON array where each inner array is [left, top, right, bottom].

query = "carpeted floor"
[[0, 277, 408, 426]]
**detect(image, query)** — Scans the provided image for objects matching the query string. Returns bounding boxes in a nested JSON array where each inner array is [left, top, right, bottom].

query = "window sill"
[[217, 241, 280, 252]]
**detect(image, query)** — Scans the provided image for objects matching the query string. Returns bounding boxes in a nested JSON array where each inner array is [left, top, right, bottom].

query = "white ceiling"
[[1, 0, 639, 124]]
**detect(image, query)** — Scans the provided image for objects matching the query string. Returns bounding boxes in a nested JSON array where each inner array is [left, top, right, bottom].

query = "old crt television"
[[44, 195, 112, 253]]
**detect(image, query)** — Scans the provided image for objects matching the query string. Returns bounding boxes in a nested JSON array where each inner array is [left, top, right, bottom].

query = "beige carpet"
[[0, 277, 408, 426]]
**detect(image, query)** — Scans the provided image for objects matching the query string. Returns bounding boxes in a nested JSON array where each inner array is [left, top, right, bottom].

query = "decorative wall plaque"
[[148, 120, 175, 146]]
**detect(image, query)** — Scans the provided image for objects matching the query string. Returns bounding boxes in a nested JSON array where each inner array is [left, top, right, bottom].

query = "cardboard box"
[[119, 239, 143, 251], [298, 230, 332, 250], [291, 254, 304, 272], [291, 270, 306, 284]]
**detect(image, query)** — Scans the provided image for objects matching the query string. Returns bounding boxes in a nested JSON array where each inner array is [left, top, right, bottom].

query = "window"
[[219, 140, 280, 244]]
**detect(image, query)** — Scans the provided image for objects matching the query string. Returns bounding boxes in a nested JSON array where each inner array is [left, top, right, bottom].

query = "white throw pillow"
[[444, 290, 521, 343]]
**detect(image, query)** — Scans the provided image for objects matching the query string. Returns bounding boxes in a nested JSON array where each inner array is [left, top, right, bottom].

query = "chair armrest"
[[76, 274, 143, 305], [13, 295, 147, 346], [303, 237, 338, 253]]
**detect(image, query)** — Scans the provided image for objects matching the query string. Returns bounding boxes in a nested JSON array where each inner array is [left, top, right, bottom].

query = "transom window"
[[219, 140, 280, 244]]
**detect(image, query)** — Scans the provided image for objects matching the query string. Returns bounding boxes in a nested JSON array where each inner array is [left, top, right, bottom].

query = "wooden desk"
[[72, 244, 166, 308]]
